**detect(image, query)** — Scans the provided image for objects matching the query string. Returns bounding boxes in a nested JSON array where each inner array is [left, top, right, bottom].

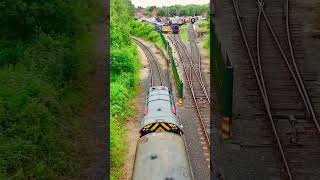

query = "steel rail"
[[177, 35, 210, 102], [284, 0, 320, 132], [256, 2, 293, 179], [256, 0, 320, 135], [133, 38, 163, 87], [232, 0, 293, 179], [188, 25, 209, 100], [256, 1, 268, 98], [172, 34, 210, 146], [175, 34, 210, 103]]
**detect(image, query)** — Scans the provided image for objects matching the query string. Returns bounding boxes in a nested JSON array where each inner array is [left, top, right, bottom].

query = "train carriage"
[[132, 86, 192, 180], [161, 24, 172, 33], [132, 132, 192, 180]]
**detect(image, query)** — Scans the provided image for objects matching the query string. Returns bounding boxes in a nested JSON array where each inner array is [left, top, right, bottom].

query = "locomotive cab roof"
[[132, 132, 192, 180], [140, 86, 183, 135], [149, 86, 168, 91]]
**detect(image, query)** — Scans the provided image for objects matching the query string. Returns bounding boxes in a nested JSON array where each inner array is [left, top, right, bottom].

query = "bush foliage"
[[145, 4, 209, 17], [110, 0, 140, 179], [130, 21, 162, 45], [0, 0, 102, 178]]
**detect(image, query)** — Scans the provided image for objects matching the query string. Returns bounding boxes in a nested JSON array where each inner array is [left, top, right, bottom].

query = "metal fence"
[[159, 32, 184, 99], [211, 23, 234, 118]]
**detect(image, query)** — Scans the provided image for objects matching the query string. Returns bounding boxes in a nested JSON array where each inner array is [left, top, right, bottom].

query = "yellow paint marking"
[[161, 123, 170, 130], [150, 123, 159, 131], [156, 126, 165, 132]]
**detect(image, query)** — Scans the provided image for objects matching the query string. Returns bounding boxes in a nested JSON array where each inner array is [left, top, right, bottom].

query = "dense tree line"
[[144, 4, 209, 17], [0, 0, 102, 178]]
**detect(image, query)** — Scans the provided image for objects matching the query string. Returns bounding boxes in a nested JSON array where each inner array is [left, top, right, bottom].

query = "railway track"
[[133, 38, 196, 179], [232, 0, 320, 179], [133, 38, 163, 87], [171, 33, 211, 167], [188, 24, 210, 101]]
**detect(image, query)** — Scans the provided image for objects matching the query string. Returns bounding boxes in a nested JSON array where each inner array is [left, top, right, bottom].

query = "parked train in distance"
[[172, 24, 180, 34], [132, 86, 192, 180]]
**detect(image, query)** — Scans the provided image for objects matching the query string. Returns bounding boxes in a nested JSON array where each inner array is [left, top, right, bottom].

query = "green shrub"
[[0, 40, 25, 66], [0, 68, 76, 178], [0, 0, 102, 178], [0, 0, 81, 39], [110, 49, 136, 77], [110, 0, 142, 179], [179, 25, 189, 44], [22, 33, 74, 87], [130, 20, 162, 47], [204, 34, 210, 50]]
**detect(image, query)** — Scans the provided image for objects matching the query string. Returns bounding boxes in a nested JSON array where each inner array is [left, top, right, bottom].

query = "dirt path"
[[75, 0, 107, 178], [120, 42, 149, 180]]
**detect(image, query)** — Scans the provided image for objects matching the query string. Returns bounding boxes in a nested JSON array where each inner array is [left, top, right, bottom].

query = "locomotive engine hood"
[[140, 86, 183, 133]]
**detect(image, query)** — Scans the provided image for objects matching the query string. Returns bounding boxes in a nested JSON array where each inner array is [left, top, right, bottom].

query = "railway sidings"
[[171, 30, 211, 171], [214, 0, 320, 179]]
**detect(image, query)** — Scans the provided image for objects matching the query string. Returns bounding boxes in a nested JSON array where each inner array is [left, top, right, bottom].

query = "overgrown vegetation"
[[204, 33, 210, 53], [0, 0, 102, 178], [143, 4, 209, 17], [130, 21, 163, 47], [198, 20, 210, 55], [110, 0, 140, 179], [180, 25, 189, 44]]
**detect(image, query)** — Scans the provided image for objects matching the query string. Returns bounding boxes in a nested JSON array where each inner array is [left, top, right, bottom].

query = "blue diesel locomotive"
[[172, 24, 180, 34]]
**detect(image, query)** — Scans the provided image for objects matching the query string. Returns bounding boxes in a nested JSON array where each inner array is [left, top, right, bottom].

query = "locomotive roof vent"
[[150, 154, 158, 160]]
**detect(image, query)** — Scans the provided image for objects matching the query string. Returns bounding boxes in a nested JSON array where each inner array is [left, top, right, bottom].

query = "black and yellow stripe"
[[143, 122, 176, 133]]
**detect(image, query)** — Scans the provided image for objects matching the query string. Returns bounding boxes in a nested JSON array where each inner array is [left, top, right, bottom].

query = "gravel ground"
[[120, 45, 148, 180], [166, 33, 211, 180]]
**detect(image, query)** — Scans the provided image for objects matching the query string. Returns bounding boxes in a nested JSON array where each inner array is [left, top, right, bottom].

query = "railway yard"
[[214, 0, 320, 179], [128, 18, 211, 179], [126, 0, 320, 179]]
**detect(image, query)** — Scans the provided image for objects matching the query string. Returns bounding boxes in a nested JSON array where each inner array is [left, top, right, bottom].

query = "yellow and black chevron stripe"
[[144, 122, 176, 133]]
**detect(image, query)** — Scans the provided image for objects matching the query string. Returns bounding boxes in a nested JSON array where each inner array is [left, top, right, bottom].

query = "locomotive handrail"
[[147, 99, 171, 104], [148, 93, 170, 96]]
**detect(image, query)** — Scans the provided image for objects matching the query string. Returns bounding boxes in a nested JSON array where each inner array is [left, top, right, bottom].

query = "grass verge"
[[179, 24, 189, 44]]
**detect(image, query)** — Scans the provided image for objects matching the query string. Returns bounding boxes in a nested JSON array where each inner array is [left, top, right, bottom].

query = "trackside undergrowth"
[[0, 0, 103, 178], [110, 0, 169, 179]]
